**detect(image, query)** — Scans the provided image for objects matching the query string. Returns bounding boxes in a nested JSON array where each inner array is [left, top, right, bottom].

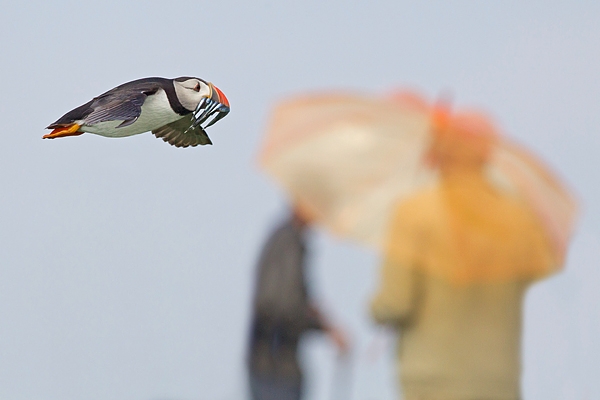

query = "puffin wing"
[[47, 79, 163, 129], [152, 115, 212, 148], [83, 89, 154, 128]]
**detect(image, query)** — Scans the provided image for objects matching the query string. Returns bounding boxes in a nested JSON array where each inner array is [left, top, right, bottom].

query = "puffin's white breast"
[[81, 89, 185, 137]]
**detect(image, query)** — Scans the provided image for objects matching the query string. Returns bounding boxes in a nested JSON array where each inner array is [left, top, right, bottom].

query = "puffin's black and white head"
[[173, 77, 230, 130]]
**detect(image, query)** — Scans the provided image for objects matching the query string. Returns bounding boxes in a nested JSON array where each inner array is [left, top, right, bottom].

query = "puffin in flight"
[[44, 77, 230, 148]]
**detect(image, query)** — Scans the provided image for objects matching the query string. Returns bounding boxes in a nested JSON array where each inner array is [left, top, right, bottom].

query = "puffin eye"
[[193, 83, 201, 92]]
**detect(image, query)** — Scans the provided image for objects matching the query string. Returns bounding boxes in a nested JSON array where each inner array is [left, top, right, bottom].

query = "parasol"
[[258, 91, 577, 282]]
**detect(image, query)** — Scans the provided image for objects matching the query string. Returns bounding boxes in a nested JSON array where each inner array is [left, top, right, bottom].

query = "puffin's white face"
[[173, 78, 212, 111]]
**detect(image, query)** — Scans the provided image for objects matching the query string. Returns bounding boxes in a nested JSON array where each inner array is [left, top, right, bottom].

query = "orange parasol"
[[259, 91, 578, 283]]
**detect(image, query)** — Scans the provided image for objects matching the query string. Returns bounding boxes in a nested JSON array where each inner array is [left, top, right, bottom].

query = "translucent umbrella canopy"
[[259, 91, 578, 282]]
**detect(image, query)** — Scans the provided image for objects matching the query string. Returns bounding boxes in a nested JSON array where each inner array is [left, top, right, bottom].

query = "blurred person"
[[258, 89, 575, 399], [371, 106, 565, 400], [247, 207, 348, 400]]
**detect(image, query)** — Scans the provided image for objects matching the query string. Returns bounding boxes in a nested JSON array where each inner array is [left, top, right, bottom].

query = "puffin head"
[[173, 77, 230, 129]]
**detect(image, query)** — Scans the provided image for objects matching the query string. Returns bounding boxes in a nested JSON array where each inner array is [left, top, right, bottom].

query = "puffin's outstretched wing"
[[152, 115, 212, 148], [47, 79, 163, 129]]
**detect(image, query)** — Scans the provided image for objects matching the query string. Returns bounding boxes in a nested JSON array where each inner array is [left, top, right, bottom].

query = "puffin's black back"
[[47, 77, 191, 128]]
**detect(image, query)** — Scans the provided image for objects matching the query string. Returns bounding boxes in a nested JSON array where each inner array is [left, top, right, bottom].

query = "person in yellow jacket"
[[371, 108, 558, 400]]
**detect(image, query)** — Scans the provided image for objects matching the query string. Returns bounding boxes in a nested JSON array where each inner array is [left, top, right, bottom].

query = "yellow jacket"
[[372, 262, 528, 399], [370, 178, 552, 399]]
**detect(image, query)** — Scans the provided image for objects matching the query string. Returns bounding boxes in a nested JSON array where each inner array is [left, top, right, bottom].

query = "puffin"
[[44, 77, 230, 148]]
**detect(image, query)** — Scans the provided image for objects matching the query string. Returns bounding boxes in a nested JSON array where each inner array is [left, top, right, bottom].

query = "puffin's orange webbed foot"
[[43, 124, 83, 139]]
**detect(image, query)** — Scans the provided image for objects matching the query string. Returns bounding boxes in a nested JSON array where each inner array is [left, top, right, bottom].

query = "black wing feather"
[[152, 115, 212, 148], [83, 93, 147, 127]]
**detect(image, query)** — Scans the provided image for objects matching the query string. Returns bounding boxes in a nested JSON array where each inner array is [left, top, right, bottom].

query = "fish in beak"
[[190, 83, 230, 130]]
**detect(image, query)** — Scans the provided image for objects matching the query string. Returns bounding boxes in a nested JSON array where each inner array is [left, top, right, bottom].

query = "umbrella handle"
[[329, 352, 353, 400]]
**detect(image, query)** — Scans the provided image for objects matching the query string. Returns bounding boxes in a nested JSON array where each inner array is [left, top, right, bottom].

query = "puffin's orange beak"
[[43, 123, 83, 139], [211, 84, 230, 109]]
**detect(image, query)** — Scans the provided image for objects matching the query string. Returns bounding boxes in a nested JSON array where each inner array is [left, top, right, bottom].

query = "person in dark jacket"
[[247, 208, 347, 400]]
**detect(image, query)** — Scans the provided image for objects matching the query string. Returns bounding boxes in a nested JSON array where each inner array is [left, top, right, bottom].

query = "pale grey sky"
[[0, 1, 598, 399]]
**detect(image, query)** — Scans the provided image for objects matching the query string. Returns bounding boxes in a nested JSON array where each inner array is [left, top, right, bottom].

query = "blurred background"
[[0, 1, 598, 399]]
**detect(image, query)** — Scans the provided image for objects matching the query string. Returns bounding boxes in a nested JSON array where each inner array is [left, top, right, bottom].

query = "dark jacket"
[[248, 217, 323, 381]]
